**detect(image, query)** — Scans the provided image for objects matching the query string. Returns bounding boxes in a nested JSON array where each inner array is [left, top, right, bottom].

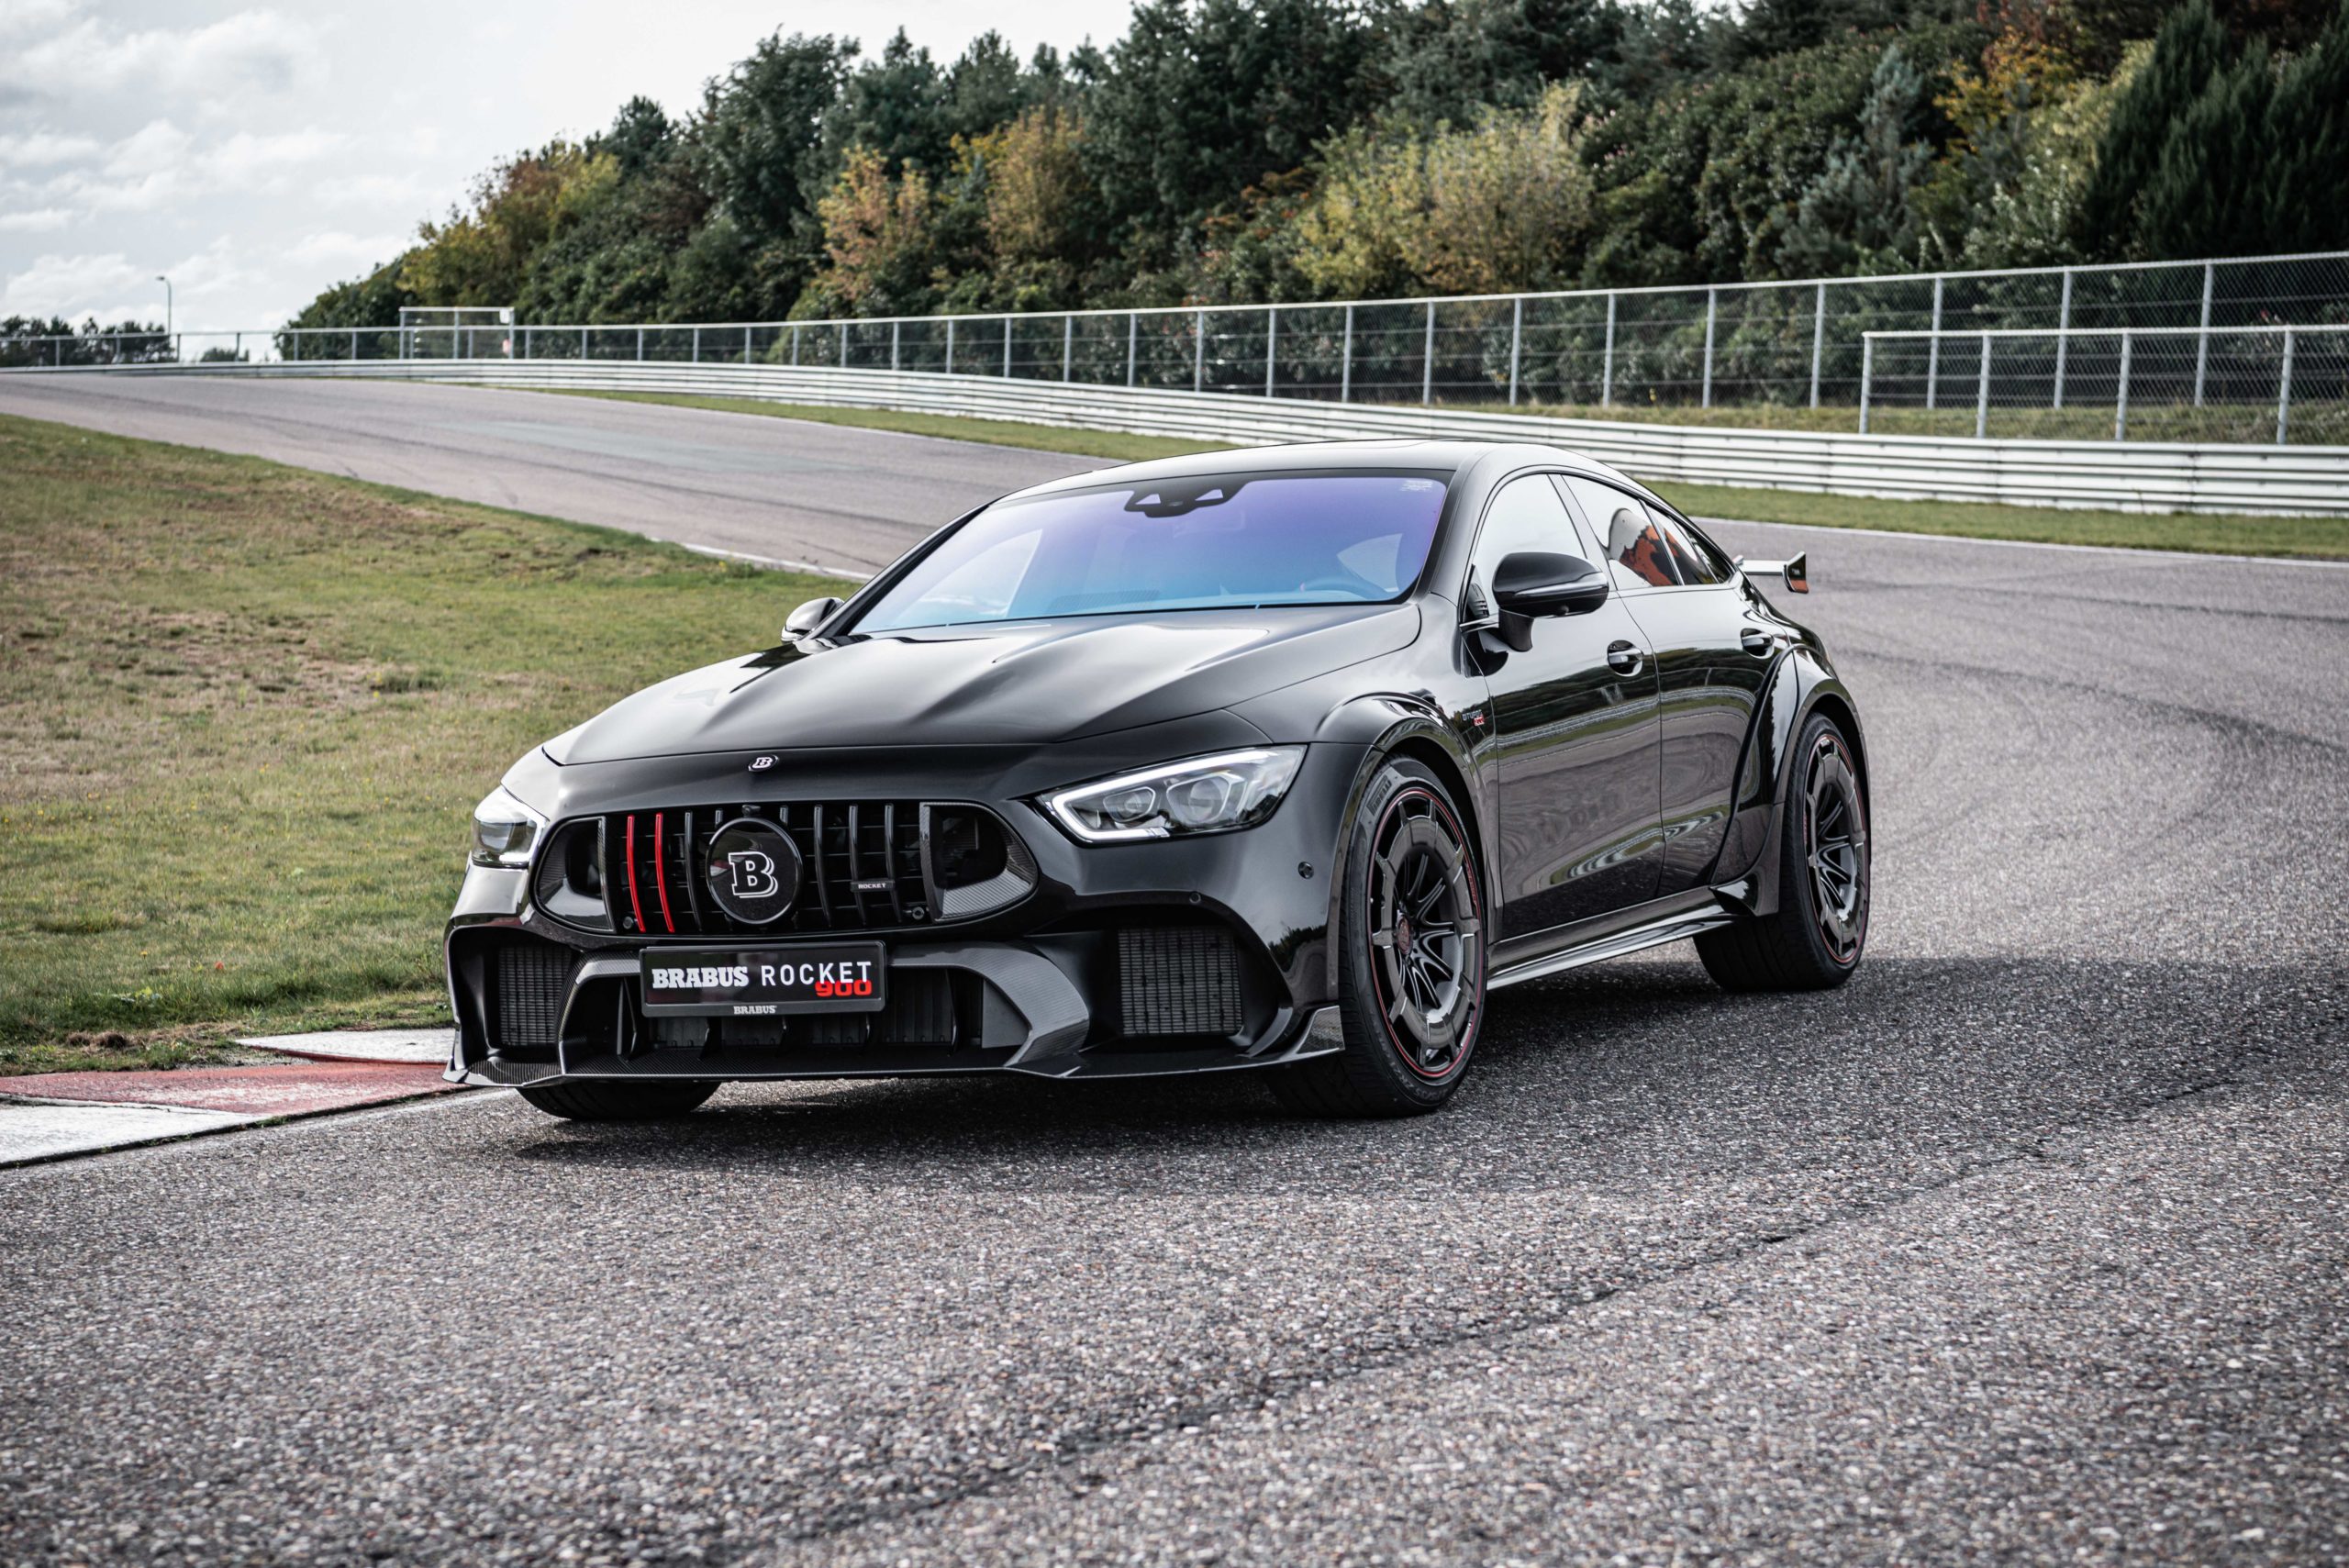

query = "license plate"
[[640, 943, 885, 1018]]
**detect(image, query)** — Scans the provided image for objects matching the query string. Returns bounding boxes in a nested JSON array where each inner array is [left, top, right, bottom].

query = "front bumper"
[[443, 733, 1364, 1086]]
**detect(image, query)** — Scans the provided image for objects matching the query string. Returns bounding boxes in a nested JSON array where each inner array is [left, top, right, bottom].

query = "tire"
[[1268, 758, 1488, 1118], [517, 1079, 718, 1121], [1696, 710, 1870, 992]]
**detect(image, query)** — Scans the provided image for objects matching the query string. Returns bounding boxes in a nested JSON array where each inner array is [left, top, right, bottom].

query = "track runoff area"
[[1, 377, 2344, 1563]]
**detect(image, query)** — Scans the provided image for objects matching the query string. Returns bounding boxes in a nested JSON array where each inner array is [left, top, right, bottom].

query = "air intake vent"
[[495, 940, 572, 1054], [1117, 927, 1244, 1037]]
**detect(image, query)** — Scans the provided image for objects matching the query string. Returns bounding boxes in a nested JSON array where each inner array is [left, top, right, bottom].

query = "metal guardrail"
[[1860, 325, 2349, 445], [36, 356, 2343, 517], [7, 250, 2346, 435]]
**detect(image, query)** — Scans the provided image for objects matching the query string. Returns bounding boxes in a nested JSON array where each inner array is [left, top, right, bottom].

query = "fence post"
[[636, 327, 644, 361], [2277, 328, 2294, 445], [892, 319, 901, 372], [693, 327, 701, 364], [789, 325, 799, 366], [1125, 313, 1136, 387], [1264, 306, 1277, 396], [1341, 304, 1354, 404], [2114, 331, 2132, 441], [1508, 295, 1523, 407], [1975, 333, 1991, 439], [946, 317, 956, 375], [2053, 268, 2073, 409], [1858, 334, 1873, 434], [1194, 309, 1205, 393], [1925, 276, 1943, 410], [1421, 300, 1435, 406], [1006, 317, 1015, 378], [743, 325, 751, 365], [1601, 293, 1616, 407], [1701, 286, 1717, 408], [1063, 315, 1074, 382], [581, 326, 588, 360], [2193, 261, 2213, 408], [1809, 282, 1826, 409], [839, 321, 848, 368]]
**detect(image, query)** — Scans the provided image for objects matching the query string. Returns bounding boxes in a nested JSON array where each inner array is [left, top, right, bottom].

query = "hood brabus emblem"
[[749, 755, 777, 772]]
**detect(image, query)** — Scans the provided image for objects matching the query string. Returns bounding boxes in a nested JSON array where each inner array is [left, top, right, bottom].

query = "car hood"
[[550, 604, 1420, 763]]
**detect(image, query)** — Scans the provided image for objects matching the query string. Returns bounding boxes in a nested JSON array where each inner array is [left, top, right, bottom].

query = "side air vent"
[[494, 940, 573, 1057], [925, 804, 1038, 919], [1117, 927, 1244, 1037]]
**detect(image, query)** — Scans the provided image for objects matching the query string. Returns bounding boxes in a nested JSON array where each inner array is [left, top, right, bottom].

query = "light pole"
[[154, 274, 172, 357]]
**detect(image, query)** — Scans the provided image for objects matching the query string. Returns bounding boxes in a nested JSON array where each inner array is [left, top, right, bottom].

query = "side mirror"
[[1734, 552, 1809, 595], [784, 595, 841, 639], [1493, 552, 1609, 617]]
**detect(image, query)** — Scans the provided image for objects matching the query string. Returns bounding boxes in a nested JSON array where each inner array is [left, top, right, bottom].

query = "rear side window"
[[1651, 508, 1731, 586], [1561, 474, 1678, 591]]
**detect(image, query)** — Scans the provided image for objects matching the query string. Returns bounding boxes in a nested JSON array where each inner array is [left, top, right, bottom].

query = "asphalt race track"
[[0, 375, 1103, 577], [3, 376, 2347, 1565]]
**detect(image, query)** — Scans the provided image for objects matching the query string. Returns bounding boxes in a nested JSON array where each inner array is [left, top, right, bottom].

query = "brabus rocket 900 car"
[[447, 440, 1868, 1119]]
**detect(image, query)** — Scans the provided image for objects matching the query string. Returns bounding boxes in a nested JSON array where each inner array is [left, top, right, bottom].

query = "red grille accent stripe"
[[651, 811, 677, 934], [624, 814, 647, 934]]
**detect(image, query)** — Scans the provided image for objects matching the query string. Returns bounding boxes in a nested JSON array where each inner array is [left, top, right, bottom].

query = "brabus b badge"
[[749, 755, 777, 772]]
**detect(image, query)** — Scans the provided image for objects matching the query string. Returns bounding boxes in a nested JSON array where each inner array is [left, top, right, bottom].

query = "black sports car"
[[448, 439, 1868, 1119]]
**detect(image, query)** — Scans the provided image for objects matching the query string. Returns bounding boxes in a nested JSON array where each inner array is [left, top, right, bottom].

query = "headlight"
[[1043, 747, 1305, 843], [469, 784, 547, 868]]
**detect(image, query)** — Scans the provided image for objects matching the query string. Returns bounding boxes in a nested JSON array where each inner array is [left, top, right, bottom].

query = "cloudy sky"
[[0, 0, 1121, 333]]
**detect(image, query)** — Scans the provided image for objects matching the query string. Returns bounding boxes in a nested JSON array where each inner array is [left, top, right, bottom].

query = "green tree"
[[2076, 0, 2230, 250], [1780, 44, 1934, 273]]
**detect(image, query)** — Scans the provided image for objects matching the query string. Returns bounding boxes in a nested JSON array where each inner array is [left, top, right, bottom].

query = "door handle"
[[1741, 628, 1778, 657], [1606, 640, 1643, 676]]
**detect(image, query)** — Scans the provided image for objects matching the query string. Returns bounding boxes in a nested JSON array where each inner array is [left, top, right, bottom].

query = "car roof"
[[1003, 439, 1657, 506]]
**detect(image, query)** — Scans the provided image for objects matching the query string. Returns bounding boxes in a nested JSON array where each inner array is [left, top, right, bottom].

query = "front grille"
[[495, 940, 572, 1053], [1117, 926, 1245, 1037]]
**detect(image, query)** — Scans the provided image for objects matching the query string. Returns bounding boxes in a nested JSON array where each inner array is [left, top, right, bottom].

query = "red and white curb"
[[0, 1032, 468, 1167]]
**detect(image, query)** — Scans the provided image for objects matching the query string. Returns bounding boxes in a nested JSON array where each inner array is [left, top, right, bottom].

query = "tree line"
[[280, 0, 2347, 334]]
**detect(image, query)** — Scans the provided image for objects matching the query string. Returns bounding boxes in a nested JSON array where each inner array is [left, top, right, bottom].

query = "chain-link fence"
[[9, 251, 2347, 443], [1860, 326, 2348, 444]]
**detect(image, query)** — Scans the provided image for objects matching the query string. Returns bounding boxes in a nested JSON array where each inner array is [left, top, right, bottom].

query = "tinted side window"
[[1651, 509, 1730, 586], [1562, 475, 1678, 590]]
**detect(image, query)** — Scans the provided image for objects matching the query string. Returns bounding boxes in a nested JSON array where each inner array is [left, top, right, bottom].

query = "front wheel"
[[517, 1079, 718, 1121], [1267, 758, 1487, 1118], [1696, 710, 1869, 991]]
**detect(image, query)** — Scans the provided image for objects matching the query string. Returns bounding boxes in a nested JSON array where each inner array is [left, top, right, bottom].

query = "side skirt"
[[1488, 888, 1738, 990]]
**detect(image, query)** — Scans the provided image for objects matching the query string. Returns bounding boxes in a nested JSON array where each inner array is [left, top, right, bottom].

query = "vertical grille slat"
[[678, 809, 704, 932], [882, 803, 905, 923], [809, 804, 835, 927], [846, 803, 869, 925]]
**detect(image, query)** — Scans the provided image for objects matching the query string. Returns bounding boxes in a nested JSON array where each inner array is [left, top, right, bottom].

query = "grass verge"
[[0, 413, 852, 1073], [526, 387, 2349, 560]]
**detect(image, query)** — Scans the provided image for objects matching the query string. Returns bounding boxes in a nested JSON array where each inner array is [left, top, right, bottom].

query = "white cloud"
[[0, 128, 99, 167], [285, 229, 404, 266], [0, 0, 82, 39], [103, 119, 193, 178], [0, 207, 71, 232], [17, 8, 321, 103]]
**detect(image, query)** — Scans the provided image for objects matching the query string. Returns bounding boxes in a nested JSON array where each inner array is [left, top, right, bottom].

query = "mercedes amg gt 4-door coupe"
[[448, 439, 1869, 1119]]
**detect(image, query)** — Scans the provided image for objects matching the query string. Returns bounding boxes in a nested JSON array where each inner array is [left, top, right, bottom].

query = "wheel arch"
[[1723, 651, 1867, 917], [1312, 699, 1490, 995]]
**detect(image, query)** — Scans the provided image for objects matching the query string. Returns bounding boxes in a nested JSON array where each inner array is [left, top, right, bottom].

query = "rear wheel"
[[1268, 759, 1486, 1118], [1696, 710, 1869, 991], [517, 1079, 718, 1121]]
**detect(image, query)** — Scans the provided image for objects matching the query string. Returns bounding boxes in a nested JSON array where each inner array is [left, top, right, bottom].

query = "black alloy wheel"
[[1368, 787, 1484, 1080], [1803, 727, 1868, 965], [1695, 710, 1870, 992], [1268, 758, 1486, 1118]]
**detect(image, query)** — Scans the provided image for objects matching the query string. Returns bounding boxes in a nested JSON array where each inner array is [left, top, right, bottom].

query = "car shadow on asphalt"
[[499, 953, 2341, 1196]]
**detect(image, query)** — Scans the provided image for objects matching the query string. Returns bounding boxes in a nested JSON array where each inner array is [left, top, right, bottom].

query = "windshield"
[[851, 469, 1452, 634]]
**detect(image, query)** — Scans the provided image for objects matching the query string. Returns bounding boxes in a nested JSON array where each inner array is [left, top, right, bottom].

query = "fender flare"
[[1308, 695, 1490, 995], [1719, 648, 1867, 918]]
